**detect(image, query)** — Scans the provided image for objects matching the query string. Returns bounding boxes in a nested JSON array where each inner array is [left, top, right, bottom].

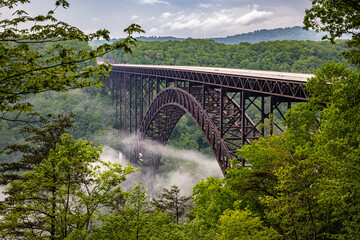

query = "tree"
[[186, 177, 238, 239], [217, 201, 279, 240], [0, 0, 144, 121], [0, 133, 134, 239], [304, 0, 360, 65], [0, 113, 74, 184], [93, 183, 173, 240], [305, 62, 360, 239], [153, 185, 191, 223]]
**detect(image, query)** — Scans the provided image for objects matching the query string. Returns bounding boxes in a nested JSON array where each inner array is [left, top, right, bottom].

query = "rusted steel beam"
[[107, 65, 309, 175], [112, 66, 309, 101]]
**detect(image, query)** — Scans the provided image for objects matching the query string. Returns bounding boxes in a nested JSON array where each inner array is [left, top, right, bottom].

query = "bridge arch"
[[131, 87, 259, 174], [109, 65, 309, 175]]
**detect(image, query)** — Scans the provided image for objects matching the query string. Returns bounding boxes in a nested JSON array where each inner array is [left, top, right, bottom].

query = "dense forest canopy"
[[103, 38, 352, 74]]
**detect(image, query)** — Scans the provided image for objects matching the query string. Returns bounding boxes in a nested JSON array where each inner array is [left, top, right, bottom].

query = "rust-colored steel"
[[112, 65, 309, 101], [131, 87, 260, 174], [107, 65, 309, 175]]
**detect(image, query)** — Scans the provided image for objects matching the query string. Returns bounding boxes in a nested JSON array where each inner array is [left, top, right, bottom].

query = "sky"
[[3, 0, 313, 38]]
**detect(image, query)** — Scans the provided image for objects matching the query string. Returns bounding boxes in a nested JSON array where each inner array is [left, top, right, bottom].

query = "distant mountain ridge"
[[210, 26, 327, 44], [89, 26, 348, 47]]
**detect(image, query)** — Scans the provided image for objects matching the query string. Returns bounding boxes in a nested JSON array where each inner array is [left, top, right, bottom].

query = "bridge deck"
[[110, 63, 314, 82]]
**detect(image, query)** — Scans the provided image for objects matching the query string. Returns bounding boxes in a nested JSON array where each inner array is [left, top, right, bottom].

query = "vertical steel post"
[[202, 84, 206, 108], [241, 91, 246, 147], [220, 87, 224, 138], [111, 75, 114, 105], [156, 77, 160, 94], [148, 76, 151, 107], [119, 72, 123, 130], [115, 72, 119, 129], [129, 74, 132, 133], [150, 78, 153, 104], [269, 95, 274, 135], [140, 75, 144, 122], [124, 73, 127, 132], [135, 75, 138, 130], [261, 96, 265, 136]]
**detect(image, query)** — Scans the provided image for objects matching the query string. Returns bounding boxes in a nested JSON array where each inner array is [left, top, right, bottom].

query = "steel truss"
[[108, 67, 307, 175]]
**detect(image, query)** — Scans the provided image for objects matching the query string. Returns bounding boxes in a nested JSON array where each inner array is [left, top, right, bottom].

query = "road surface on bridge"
[[109, 63, 314, 82]]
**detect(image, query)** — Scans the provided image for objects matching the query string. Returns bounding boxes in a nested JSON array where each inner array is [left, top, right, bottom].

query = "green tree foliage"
[[153, 185, 191, 223], [0, 86, 115, 164], [217, 201, 279, 240], [304, 0, 360, 65], [103, 39, 352, 74], [0, 0, 143, 120], [167, 115, 213, 153], [186, 177, 237, 239], [0, 114, 74, 184], [93, 183, 180, 240], [306, 62, 360, 238], [30, 87, 114, 144], [0, 133, 134, 239]]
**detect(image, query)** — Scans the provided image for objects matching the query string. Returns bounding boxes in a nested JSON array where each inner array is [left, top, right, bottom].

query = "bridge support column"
[[202, 84, 207, 108], [261, 96, 265, 137], [269, 95, 274, 135], [115, 72, 120, 130], [220, 87, 226, 138]]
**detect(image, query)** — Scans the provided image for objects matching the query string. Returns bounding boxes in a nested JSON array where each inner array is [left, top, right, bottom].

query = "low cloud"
[[99, 132, 223, 195]]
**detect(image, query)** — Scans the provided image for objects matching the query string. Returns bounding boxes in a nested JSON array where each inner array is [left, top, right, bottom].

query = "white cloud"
[[160, 12, 172, 19], [131, 15, 140, 20], [149, 27, 159, 34], [141, 0, 169, 4], [198, 3, 213, 8], [155, 7, 274, 36], [91, 17, 100, 22], [235, 9, 274, 25]]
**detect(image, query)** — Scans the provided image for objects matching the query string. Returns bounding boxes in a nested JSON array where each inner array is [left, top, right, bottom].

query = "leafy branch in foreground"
[[304, 0, 360, 65], [0, 0, 144, 119]]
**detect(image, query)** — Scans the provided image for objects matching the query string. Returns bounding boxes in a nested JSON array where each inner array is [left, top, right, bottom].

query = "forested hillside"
[[103, 39, 351, 73], [211, 26, 332, 44]]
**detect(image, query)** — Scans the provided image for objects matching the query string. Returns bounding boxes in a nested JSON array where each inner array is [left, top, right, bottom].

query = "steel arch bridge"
[[104, 64, 312, 175]]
